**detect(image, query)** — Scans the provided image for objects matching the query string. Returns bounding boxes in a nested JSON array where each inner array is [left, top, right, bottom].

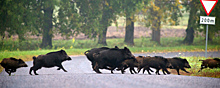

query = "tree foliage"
[[143, 0, 183, 44], [0, 0, 36, 41]]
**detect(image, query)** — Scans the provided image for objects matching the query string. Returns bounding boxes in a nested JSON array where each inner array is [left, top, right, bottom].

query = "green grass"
[[1, 37, 220, 57]]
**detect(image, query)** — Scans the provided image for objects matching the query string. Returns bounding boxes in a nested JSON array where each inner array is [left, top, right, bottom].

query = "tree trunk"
[[98, 1, 108, 46], [98, 27, 107, 46], [151, 1, 161, 44], [41, 7, 53, 48], [124, 15, 134, 45], [151, 21, 161, 44], [183, 1, 197, 45], [183, 27, 194, 45]]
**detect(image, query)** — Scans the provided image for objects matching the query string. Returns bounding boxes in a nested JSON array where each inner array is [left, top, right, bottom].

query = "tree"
[[75, 0, 102, 39], [182, 0, 220, 44], [122, 0, 145, 45], [31, 0, 80, 48], [97, 0, 122, 45], [143, 0, 182, 44], [182, 0, 200, 45], [0, 0, 35, 42], [76, 0, 122, 45]]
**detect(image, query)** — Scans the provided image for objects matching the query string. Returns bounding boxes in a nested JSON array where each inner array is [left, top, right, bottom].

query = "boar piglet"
[[93, 47, 135, 74], [138, 56, 171, 75], [0, 57, 28, 76], [29, 50, 71, 75], [167, 57, 191, 75], [198, 58, 220, 72], [118, 59, 138, 74], [84, 46, 118, 73], [118, 56, 154, 74]]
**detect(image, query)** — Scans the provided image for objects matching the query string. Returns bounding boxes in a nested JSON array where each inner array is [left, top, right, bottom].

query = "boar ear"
[[183, 59, 188, 62], [124, 47, 128, 50], [18, 59, 23, 63], [115, 46, 119, 49]]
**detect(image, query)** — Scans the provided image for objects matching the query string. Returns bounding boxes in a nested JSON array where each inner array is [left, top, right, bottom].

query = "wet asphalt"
[[0, 51, 220, 88]]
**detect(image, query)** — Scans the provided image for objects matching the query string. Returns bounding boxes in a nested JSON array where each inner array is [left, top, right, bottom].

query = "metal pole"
[[205, 24, 208, 58]]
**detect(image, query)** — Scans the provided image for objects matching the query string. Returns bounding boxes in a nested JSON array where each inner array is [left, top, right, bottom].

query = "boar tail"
[[84, 50, 90, 55], [32, 56, 37, 60]]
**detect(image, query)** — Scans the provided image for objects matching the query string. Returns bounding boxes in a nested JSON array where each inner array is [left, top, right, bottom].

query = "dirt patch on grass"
[[7, 26, 189, 40]]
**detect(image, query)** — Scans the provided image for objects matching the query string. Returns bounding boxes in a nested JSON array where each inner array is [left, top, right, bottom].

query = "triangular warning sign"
[[200, 0, 218, 16]]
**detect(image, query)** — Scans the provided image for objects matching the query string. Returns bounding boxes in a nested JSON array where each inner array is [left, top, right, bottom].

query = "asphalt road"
[[0, 51, 220, 88]]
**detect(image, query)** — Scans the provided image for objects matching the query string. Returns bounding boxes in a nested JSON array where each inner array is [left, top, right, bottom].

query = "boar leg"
[[94, 62, 102, 73], [110, 67, 116, 74], [137, 66, 143, 73], [118, 66, 125, 74], [5, 69, 11, 76], [155, 69, 160, 75], [130, 67, 137, 74], [176, 69, 180, 75], [30, 66, 41, 75], [162, 68, 170, 74], [162, 70, 166, 75], [149, 68, 154, 72], [142, 68, 146, 74], [181, 68, 189, 73], [29, 67, 33, 75], [144, 66, 152, 75], [33, 70, 39, 75], [57, 64, 67, 72]]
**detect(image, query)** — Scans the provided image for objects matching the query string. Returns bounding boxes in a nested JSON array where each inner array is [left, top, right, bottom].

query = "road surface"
[[0, 51, 220, 88]]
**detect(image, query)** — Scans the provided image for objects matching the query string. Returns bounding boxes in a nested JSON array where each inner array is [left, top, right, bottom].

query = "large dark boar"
[[0, 57, 28, 76], [138, 56, 171, 75], [84, 46, 118, 72], [29, 50, 71, 75], [167, 57, 191, 75], [93, 47, 135, 74], [198, 58, 220, 72]]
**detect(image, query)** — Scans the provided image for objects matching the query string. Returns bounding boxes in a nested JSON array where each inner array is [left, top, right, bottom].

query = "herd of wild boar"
[[0, 46, 220, 76]]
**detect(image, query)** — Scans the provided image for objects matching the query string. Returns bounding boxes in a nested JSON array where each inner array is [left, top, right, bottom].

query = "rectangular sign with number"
[[200, 16, 215, 25]]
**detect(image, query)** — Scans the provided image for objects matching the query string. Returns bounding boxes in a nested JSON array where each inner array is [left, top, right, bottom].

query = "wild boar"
[[29, 50, 71, 75], [118, 56, 153, 74], [93, 47, 135, 74], [167, 57, 191, 75], [137, 56, 171, 75], [84, 46, 118, 72], [0, 57, 28, 76], [118, 59, 138, 74], [198, 58, 220, 72]]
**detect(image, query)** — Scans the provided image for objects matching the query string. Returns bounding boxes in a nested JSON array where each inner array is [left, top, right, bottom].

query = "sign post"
[[200, 0, 218, 58]]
